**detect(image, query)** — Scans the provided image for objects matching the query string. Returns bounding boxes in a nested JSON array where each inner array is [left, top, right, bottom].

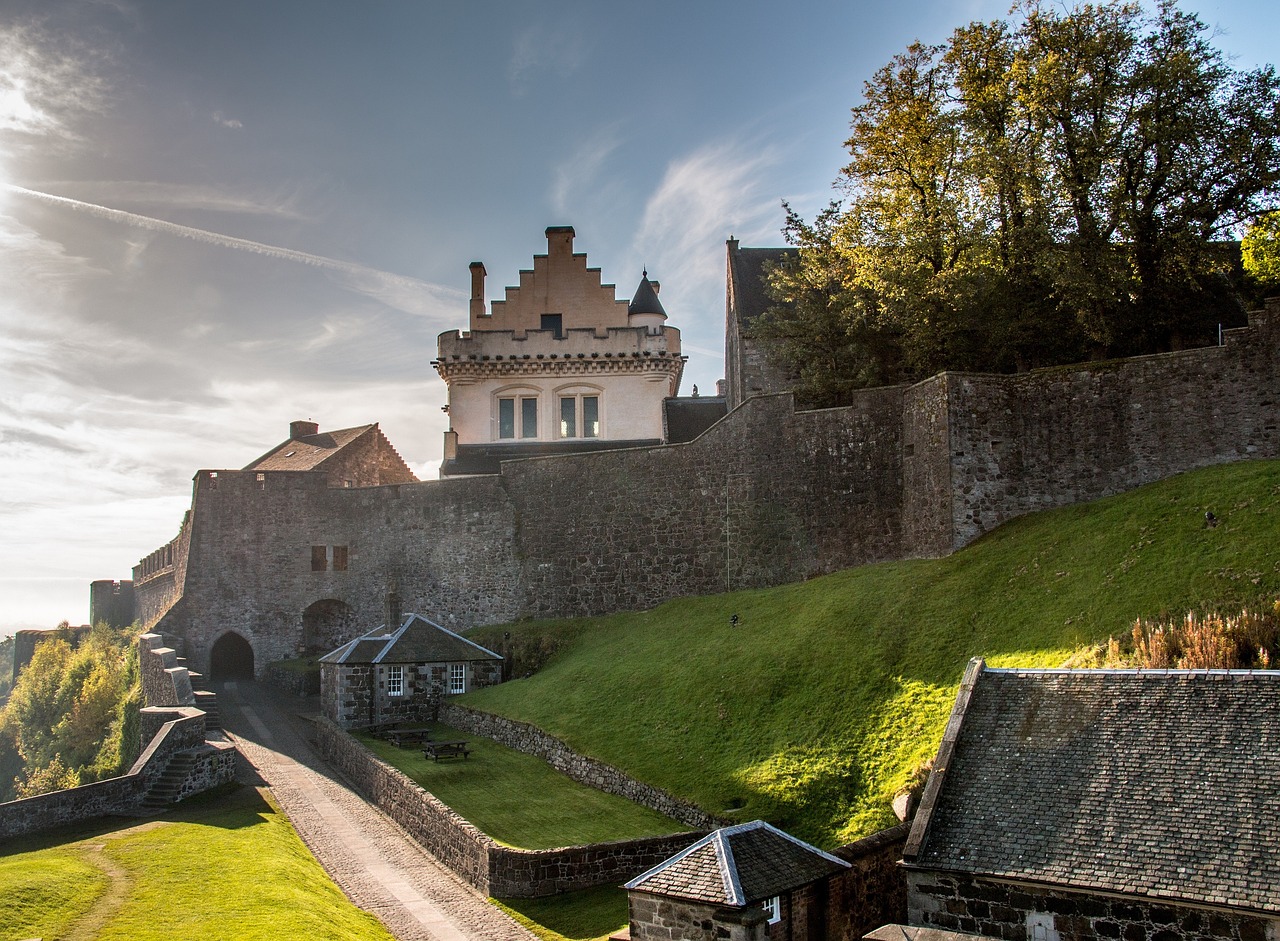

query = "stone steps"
[[140, 752, 198, 810]]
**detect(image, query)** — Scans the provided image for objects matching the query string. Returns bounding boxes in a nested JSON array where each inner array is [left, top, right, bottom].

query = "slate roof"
[[320, 614, 502, 666], [624, 820, 849, 906], [729, 247, 795, 330], [628, 271, 667, 317], [244, 424, 374, 472], [904, 659, 1280, 914]]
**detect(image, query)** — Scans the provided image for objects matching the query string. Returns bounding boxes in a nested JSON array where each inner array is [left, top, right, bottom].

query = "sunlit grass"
[[494, 885, 629, 941], [359, 724, 688, 849], [0, 786, 396, 941], [465, 460, 1280, 846]]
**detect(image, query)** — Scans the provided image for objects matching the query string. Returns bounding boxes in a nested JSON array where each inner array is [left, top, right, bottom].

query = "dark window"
[[332, 545, 348, 571], [311, 545, 328, 571], [499, 398, 515, 438], [521, 397, 538, 438], [541, 313, 563, 338]]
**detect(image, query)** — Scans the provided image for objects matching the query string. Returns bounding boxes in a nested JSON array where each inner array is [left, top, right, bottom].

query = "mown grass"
[[359, 723, 689, 849], [465, 460, 1280, 848], [0, 785, 395, 941], [494, 885, 629, 941]]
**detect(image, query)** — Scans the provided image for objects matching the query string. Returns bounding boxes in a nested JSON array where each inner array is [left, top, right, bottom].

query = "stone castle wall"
[[312, 717, 703, 897], [135, 304, 1279, 675]]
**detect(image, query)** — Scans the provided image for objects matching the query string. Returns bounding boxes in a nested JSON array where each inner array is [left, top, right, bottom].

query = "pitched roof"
[[244, 424, 374, 472], [624, 820, 849, 906], [320, 614, 502, 666], [729, 246, 795, 331], [905, 660, 1280, 914]]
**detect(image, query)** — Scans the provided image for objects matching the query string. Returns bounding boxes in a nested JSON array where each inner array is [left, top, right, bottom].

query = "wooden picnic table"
[[384, 727, 434, 748], [423, 740, 471, 761]]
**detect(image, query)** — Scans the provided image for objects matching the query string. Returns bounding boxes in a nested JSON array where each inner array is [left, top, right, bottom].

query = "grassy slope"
[[0, 786, 395, 941], [359, 724, 688, 849], [465, 460, 1280, 848]]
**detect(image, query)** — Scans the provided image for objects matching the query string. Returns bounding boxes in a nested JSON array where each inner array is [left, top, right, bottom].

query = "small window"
[[499, 398, 515, 438], [541, 313, 563, 338], [762, 896, 780, 925], [521, 397, 538, 438], [332, 546, 348, 571], [311, 545, 328, 571], [449, 663, 466, 695], [387, 665, 404, 697], [559, 393, 600, 439]]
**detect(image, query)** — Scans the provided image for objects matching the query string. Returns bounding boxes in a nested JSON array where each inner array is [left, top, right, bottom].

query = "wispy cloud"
[[0, 23, 111, 155], [551, 124, 623, 216], [36, 179, 310, 219], [508, 23, 586, 96], [212, 110, 242, 129]]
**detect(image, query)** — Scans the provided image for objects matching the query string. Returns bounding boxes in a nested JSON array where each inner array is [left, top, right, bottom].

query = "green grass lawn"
[[359, 724, 689, 849], [495, 885, 629, 941], [0, 785, 395, 941], [464, 460, 1280, 848]]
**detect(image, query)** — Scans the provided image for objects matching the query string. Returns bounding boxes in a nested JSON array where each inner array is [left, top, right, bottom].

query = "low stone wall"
[[439, 703, 724, 830], [827, 822, 911, 941], [311, 717, 704, 897], [266, 661, 321, 698], [0, 709, 231, 841]]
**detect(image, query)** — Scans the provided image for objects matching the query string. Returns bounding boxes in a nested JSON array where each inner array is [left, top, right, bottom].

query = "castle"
[[129, 226, 1280, 680]]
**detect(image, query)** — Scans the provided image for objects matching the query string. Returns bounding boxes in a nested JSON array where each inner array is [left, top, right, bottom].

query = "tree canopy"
[[757, 0, 1280, 407]]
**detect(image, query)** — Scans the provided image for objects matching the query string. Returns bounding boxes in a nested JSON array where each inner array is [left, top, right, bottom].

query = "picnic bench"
[[423, 740, 471, 761], [383, 727, 434, 748]]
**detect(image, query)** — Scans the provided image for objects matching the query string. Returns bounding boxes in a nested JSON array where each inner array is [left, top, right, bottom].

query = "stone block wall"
[[827, 822, 911, 941], [311, 717, 705, 897], [907, 871, 1279, 941], [630, 893, 728, 941], [439, 703, 722, 829], [139, 633, 195, 707]]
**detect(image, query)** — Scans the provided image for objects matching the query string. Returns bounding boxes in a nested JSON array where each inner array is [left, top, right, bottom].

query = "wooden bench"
[[423, 740, 471, 761], [385, 728, 433, 748]]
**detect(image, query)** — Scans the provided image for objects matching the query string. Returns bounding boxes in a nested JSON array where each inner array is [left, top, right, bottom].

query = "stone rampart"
[[311, 717, 703, 897], [139, 633, 195, 707], [135, 303, 1279, 673], [827, 822, 911, 941], [439, 703, 722, 830]]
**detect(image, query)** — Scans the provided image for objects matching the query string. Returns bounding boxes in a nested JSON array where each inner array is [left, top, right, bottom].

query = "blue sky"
[[2, 0, 1277, 634]]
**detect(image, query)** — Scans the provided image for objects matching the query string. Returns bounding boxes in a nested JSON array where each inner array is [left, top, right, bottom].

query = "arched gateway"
[[209, 631, 255, 680]]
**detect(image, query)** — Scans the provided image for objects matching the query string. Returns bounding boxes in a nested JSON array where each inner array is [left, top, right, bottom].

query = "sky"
[[2, 0, 1277, 635]]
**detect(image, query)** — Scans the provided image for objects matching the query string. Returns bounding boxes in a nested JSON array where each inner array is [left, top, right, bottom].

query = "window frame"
[[448, 662, 466, 694], [495, 388, 540, 441], [386, 665, 404, 697], [555, 386, 603, 440], [762, 896, 781, 925]]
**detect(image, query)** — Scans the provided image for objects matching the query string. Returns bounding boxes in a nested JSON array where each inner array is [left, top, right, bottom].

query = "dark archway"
[[210, 632, 255, 681], [302, 599, 357, 652]]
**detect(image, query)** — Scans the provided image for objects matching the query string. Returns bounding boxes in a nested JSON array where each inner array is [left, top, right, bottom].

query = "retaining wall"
[[438, 702, 723, 830], [827, 822, 912, 941], [311, 717, 703, 897]]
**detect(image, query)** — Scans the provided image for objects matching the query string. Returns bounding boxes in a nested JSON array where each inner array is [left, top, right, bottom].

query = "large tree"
[[761, 0, 1280, 406]]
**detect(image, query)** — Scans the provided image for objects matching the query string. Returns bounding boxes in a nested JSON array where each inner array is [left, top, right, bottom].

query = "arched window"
[[493, 387, 540, 440], [555, 385, 602, 439]]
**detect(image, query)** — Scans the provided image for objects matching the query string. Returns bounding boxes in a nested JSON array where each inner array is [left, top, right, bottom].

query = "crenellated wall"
[[134, 303, 1279, 676]]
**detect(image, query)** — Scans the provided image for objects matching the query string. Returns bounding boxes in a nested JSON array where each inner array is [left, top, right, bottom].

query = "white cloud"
[[0, 23, 111, 156], [212, 111, 243, 129]]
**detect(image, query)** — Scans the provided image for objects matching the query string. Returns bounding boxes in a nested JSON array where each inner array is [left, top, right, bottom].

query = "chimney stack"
[[546, 225, 575, 257], [290, 420, 319, 439], [469, 262, 487, 320], [385, 581, 402, 629]]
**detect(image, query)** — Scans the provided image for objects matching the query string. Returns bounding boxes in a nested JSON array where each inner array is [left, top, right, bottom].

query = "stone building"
[[625, 820, 851, 941], [434, 226, 687, 476], [320, 610, 502, 729], [903, 658, 1280, 941], [724, 240, 798, 410]]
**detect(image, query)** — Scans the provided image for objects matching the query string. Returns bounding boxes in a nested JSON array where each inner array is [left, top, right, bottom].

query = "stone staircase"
[[140, 751, 199, 812], [182, 664, 221, 731]]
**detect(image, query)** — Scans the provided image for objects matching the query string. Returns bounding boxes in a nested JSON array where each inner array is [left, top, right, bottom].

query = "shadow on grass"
[[495, 884, 629, 941]]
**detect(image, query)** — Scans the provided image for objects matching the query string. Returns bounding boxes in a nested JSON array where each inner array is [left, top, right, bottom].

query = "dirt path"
[[62, 822, 162, 941], [217, 681, 537, 941]]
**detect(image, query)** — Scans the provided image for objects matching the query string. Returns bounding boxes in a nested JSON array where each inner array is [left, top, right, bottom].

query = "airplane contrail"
[[3, 182, 436, 295]]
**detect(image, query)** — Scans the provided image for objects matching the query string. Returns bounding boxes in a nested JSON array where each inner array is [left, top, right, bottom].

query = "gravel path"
[[217, 681, 537, 941]]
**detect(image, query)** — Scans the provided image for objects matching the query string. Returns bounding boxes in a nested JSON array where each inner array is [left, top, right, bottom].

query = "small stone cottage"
[[320, 612, 502, 729], [904, 658, 1280, 941], [624, 819, 851, 941]]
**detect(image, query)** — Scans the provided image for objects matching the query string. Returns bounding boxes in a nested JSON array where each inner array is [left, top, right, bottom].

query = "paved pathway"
[[217, 681, 537, 941]]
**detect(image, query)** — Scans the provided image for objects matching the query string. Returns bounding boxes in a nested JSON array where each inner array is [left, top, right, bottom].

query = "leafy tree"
[[1243, 211, 1280, 287], [762, 0, 1280, 394]]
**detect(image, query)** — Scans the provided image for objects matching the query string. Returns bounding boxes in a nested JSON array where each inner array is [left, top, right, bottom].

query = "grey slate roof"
[[244, 424, 374, 472], [905, 660, 1280, 914], [625, 820, 849, 906], [320, 614, 501, 666], [628, 271, 667, 317], [729, 247, 795, 330]]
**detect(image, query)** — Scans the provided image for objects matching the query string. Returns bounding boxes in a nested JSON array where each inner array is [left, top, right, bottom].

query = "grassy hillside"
[[466, 460, 1280, 848]]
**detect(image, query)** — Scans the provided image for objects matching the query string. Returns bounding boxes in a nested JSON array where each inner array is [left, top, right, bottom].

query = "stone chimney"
[[290, 420, 319, 439], [469, 261, 487, 320], [385, 581, 402, 629], [546, 225, 575, 257]]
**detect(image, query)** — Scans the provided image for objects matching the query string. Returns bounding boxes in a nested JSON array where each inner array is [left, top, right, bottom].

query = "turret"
[[628, 270, 667, 334]]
